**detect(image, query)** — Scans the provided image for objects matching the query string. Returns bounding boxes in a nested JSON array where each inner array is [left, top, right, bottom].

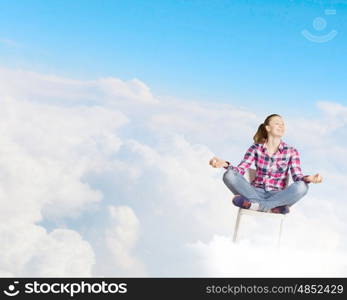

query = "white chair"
[[232, 168, 290, 247]]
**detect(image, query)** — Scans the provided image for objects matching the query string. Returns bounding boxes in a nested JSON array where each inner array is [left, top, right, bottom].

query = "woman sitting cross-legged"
[[209, 114, 323, 214]]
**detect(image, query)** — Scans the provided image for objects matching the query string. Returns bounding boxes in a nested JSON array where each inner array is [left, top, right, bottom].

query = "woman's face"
[[266, 116, 285, 137]]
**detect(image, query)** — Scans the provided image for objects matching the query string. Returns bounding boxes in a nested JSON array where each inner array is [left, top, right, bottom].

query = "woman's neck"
[[264, 136, 281, 151]]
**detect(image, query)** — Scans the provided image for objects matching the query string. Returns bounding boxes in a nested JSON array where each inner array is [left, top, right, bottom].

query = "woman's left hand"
[[306, 173, 323, 184]]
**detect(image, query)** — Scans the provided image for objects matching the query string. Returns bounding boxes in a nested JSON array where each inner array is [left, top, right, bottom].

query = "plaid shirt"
[[225, 140, 309, 191]]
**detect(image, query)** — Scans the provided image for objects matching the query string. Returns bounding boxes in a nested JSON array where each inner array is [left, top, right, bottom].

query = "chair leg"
[[277, 215, 285, 248], [233, 208, 242, 243]]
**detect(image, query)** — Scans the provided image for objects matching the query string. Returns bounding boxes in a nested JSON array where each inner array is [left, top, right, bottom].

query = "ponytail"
[[253, 114, 281, 144]]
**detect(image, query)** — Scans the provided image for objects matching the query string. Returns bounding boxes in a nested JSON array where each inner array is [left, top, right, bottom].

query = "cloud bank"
[[0, 66, 346, 277]]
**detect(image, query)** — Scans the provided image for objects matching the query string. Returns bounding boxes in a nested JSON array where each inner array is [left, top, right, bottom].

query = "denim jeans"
[[223, 167, 309, 211]]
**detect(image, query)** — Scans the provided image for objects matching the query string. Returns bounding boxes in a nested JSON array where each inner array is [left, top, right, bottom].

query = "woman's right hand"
[[305, 173, 323, 184], [209, 156, 229, 168]]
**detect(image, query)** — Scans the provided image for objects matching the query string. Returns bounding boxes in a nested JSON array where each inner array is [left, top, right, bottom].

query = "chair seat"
[[238, 207, 285, 218]]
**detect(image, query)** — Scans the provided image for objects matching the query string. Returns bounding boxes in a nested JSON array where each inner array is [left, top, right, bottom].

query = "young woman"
[[209, 114, 323, 214]]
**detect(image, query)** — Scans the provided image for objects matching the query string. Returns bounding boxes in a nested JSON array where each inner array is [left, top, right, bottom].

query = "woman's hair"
[[253, 114, 282, 144]]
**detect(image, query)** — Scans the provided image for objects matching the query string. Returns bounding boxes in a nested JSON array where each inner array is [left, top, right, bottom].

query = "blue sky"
[[0, 0, 346, 116]]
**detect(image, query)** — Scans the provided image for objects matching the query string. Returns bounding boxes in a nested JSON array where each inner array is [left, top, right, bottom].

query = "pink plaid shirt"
[[225, 140, 309, 191]]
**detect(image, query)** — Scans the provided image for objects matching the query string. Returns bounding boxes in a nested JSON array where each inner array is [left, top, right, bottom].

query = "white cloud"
[[97, 205, 147, 276], [148, 98, 259, 156], [0, 96, 128, 222], [317, 101, 347, 118], [0, 67, 158, 106], [188, 235, 347, 277], [0, 224, 95, 277], [98, 77, 159, 104]]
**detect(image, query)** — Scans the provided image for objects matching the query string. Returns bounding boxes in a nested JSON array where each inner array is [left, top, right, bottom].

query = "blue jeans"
[[223, 167, 309, 211]]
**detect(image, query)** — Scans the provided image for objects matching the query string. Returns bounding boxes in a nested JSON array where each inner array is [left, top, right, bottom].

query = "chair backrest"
[[246, 168, 290, 187]]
